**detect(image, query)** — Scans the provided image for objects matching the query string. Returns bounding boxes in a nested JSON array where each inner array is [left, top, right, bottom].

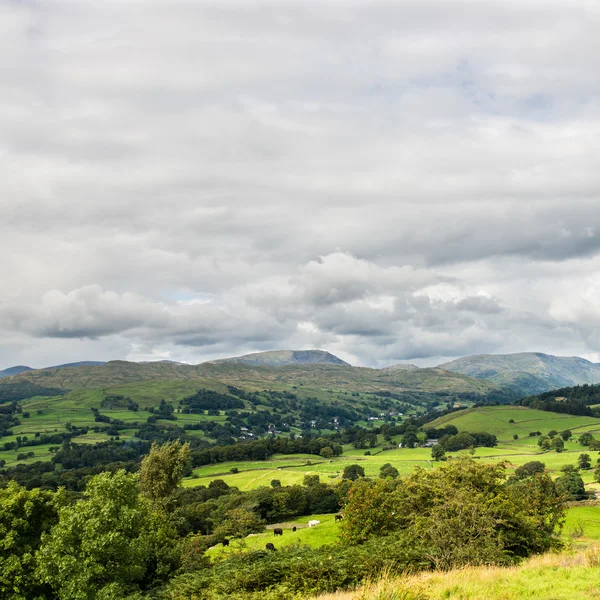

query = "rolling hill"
[[208, 349, 350, 367], [0, 365, 33, 378], [438, 352, 600, 395]]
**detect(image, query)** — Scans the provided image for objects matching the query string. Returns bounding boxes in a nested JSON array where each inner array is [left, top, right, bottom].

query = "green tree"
[[319, 446, 334, 459], [0, 482, 58, 599], [551, 437, 564, 453], [139, 440, 190, 501], [515, 461, 545, 479], [555, 471, 586, 500], [270, 479, 281, 488], [547, 430, 558, 438], [36, 470, 180, 599], [303, 474, 320, 487], [342, 464, 365, 481], [213, 507, 265, 541], [560, 430, 573, 441], [578, 453, 592, 470], [379, 463, 399, 479], [579, 432, 595, 446], [431, 444, 446, 461]]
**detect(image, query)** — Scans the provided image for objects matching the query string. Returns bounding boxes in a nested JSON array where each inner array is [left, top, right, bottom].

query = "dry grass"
[[310, 544, 600, 600]]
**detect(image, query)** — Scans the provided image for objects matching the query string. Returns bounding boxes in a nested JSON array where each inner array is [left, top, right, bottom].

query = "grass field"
[[430, 406, 600, 441], [207, 513, 341, 559]]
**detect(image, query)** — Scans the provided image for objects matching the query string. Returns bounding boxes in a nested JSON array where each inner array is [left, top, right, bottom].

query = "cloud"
[[1, 1, 600, 368]]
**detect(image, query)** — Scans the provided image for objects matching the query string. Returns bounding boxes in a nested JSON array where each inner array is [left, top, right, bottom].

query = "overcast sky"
[[2, 0, 600, 369]]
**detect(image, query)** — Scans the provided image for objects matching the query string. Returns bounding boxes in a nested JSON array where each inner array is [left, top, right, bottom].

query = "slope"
[[438, 352, 600, 395]]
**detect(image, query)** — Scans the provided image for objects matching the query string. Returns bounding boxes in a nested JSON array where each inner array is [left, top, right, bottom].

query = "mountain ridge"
[[438, 352, 600, 395]]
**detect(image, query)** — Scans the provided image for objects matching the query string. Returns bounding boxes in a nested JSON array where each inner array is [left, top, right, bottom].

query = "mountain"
[[209, 349, 351, 367], [50, 361, 107, 369], [438, 352, 600, 396], [0, 365, 33, 378], [0, 361, 106, 378], [382, 363, 420, 372], [2, 357, 500, 397]]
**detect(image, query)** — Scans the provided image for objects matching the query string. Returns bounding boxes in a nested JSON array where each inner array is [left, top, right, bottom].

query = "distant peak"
[[207, 349, 350, 367]]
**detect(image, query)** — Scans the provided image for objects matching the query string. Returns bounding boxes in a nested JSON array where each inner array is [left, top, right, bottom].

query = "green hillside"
[[429, 405, 600, 440], [3, 360, 501, 395], [438, 352, 600, 395]]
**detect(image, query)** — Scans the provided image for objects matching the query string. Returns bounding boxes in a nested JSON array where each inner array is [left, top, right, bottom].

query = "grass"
[[429, 406, 600, 441], [311, 548, 600, 600], [207, 513, 340, 558]]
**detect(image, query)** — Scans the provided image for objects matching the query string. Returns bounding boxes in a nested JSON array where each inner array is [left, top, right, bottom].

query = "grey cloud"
[[2, 1, 600, 368]]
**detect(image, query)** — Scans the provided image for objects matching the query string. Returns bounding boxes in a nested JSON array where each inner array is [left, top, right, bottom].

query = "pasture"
[[206, 513, 341, 558]]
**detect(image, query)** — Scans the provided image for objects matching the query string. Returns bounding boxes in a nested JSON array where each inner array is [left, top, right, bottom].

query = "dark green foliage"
[[515, 461, 545, 479], [342, 464, 365, 481], [555, 470, 587, 500], [157, 536, 427, 599], [181, 390, 245, 413], [578, 453, 592, 470], [0, 383, 65, 403], [438, 431, 496, 451], [379, 463, 399, 479], [431, 444, 446, 461], [341, 459, 564, 567]]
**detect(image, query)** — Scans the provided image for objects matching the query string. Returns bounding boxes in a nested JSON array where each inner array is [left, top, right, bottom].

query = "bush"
[[157, 536, 427, 599]]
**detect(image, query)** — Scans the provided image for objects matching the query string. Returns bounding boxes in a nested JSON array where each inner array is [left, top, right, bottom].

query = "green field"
[[207, 513, 341, 558], [430, 406, 600, 440]]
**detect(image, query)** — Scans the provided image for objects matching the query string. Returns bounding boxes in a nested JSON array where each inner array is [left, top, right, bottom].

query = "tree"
[[0, 482, 58, 599], [303, 474, 320, 487], [514, 461, 545, 479], [319, 446, 333, 459], [431, 444, 446, 462], [213, 507, 265, 541], [270, 479, 281, 488], [513, 434, 519, 440], [342, 464, 365, 481], [401, 431, 419, 448], [560, 430, 573, 441], [36, 470, 180, 599], [139, 440, 190, 501], [594, 463, 600, 484], [555, 471, 587, 500], [379, 463, 399, 479], [579, 432, 595, 446], [551, 437, 564, 453], [548, 430, 558, 438], [578, 453, 592, 470]]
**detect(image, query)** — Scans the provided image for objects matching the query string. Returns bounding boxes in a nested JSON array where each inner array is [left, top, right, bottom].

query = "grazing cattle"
[[308, 519, 321, 528], [335, 514, 343, 522], [222, 539, 230, 547], [273, 528, 283, 536], [266, 542, 276, 551], [292, 526, 297, 532]]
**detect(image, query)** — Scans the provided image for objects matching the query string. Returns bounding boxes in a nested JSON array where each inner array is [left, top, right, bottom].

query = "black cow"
[[335, 514, 344, 522], [273, 527, 283, 536], [292, 526, 297, 532], [266, 542, 276, 551], [222, 538, 230, 547]]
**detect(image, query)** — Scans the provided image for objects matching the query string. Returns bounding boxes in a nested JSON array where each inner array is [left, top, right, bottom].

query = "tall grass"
[[312, 546, 600, 600]]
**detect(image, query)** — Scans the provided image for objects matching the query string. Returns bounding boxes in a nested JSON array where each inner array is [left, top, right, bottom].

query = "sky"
[[2, 0, 600, 369]]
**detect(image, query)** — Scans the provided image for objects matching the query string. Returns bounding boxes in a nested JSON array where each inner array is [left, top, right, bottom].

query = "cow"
[[308, 519, 321, 528], [335, 514, 344, 522], [273, 528, 283, 536], [292, 526, 297, 532], [266, 542, 276, 551], [222, 538, 230, 547]]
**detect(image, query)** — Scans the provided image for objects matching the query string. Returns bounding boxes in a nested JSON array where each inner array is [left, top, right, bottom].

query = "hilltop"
[[208, 349, 350, 367], [438, 352, 600, 395]]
